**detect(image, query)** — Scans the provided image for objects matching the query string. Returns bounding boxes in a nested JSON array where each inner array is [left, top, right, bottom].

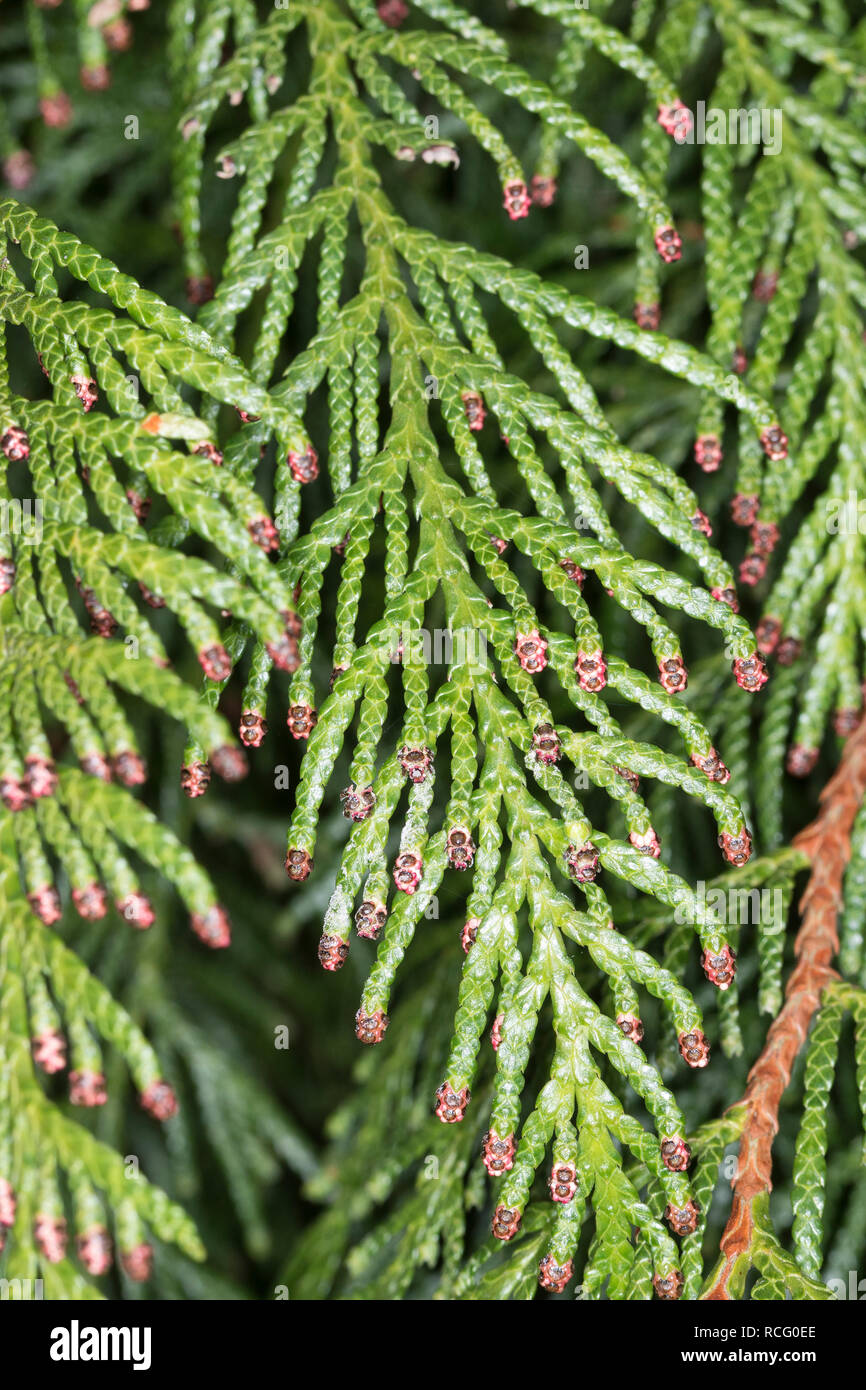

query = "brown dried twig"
[[704, 716, 866, 1298]]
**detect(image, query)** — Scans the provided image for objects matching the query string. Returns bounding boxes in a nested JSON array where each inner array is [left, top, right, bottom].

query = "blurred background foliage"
[[2, 0, 861, 1298]]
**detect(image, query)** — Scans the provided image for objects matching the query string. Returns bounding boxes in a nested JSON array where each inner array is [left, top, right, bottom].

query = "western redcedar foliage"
[[0, 0, 865, 1301]]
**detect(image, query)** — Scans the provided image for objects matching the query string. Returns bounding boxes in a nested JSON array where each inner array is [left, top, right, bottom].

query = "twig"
[[704, 715, 866, 1298]]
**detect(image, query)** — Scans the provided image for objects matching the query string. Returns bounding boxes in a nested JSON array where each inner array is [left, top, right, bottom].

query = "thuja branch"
[[655, 0, 866, 825], [0, 191, 318, 1285], [704, 715, 866, 1300], [161, 0, 803, 1299], [0, 816, 204, 1292]]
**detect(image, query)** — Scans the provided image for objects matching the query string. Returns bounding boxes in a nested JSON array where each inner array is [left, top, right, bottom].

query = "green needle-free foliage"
[[1, 0, 865, 1302]]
